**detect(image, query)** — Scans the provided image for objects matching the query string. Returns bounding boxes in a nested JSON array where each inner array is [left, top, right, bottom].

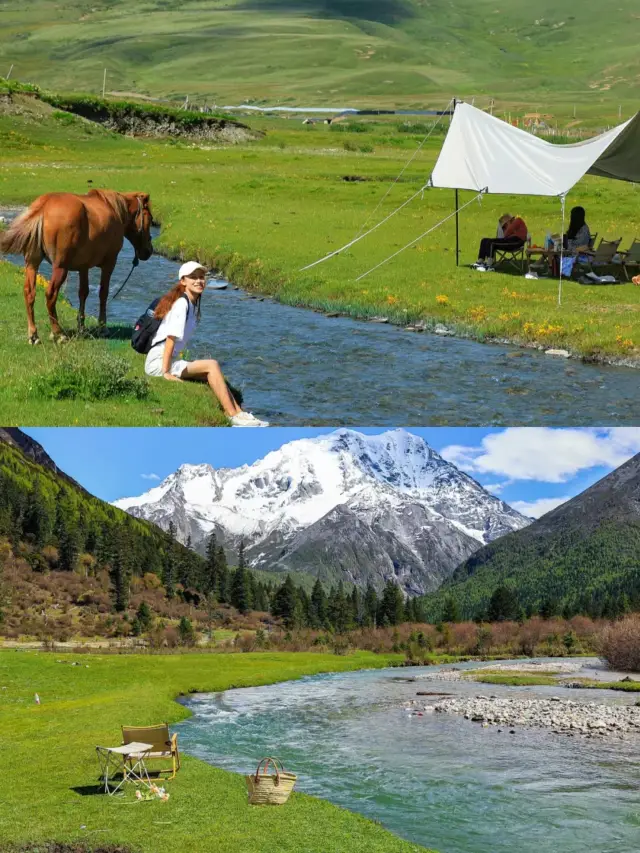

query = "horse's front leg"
[[45, 264, 69, 342], [24, 262, 41, 344], [77, 268, 90, 332], [98, 258, 117, 326]]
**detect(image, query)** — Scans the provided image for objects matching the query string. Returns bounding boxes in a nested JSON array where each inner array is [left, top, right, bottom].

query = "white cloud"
[[511, 496, 572, 519], [483, 481, 512, 495], [442, 428, 640, 483], [141, 473, 161, 481]]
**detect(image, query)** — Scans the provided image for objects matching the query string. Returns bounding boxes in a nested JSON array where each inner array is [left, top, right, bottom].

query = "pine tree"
[[163, 552, 175, 599], [238, 539, 246, 570], [350, 587, 362, 626], [178, 616, 196, 646], [230, 566, 251, 614], [23, 477, 51, 548], [328, 581, 351, 633], [310, 578, 327, 628], [272, 576, 298, 629], [379, 580, 404, 626], [442, 596, 461, 623], [136, 601, 152, 632], [110, 541, 131, 612], [487, 586, 519, 622], [364, 583, 378, 627], [216, 546, 229, 603], [204, 532, 218, 595]]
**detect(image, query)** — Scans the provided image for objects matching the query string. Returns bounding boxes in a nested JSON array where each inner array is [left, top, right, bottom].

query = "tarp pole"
[[452, 98, 460, 266], [455, 188, 460, 266], [558, 194, 566, 307]]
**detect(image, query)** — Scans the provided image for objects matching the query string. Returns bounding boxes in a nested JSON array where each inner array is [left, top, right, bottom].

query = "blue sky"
[[23, 427, 640, 518]]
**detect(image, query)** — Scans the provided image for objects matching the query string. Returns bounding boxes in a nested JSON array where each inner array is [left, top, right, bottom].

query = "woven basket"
[[245, 757, 297, 805]]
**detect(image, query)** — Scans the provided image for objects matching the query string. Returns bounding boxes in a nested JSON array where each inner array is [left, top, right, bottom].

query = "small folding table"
[[96, 741, 153, 795]]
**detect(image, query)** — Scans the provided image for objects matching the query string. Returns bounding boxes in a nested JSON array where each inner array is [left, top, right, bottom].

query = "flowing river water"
[[4, 217, 640, 425], [176, 659, 640, 853]]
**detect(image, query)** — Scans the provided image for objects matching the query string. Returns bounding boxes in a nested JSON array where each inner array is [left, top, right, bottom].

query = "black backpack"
[[131, 294, 190, 354]]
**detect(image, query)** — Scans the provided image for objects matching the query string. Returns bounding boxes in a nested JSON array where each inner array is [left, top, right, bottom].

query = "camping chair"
[[494, 236, 528, 273], [620, 238, 640, 280], [121, 724, 180, 779], [575, 237, 621, 277]]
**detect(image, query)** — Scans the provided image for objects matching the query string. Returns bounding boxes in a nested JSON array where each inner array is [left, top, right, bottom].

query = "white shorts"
[[144, 346, 190, 379]]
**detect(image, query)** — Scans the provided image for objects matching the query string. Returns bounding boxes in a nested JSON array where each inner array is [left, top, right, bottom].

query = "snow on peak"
[[113, 429, 528, 548]]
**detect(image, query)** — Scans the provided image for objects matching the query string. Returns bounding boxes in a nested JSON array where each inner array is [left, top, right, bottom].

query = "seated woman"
[[564, 206, 591, 253], [145, 261, 268, 427], [550, 206, 591, 277], [474, 213, 528, 271]]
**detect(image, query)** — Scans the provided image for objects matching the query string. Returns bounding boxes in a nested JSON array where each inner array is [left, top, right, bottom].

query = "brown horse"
[[0, 189, 153, 344]]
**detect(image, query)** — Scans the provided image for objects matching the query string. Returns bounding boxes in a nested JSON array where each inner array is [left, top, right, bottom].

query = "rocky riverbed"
[[405, 694, 640, 738]]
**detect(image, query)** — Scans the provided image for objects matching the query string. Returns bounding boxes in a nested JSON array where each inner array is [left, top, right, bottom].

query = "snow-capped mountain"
[[113, 429, 530, 595]]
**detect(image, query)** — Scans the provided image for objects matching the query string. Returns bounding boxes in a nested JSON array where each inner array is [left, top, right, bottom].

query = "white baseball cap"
[[178, 260, 207, 279]]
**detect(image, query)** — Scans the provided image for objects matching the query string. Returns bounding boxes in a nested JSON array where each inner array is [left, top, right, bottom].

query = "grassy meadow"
[[0, 649, 433, 853], [0, 0, 639, 122], [1, 92, 640, 423]]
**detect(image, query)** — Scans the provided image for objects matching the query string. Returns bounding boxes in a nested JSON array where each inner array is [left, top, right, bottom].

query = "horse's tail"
[[0, 202, 45, 260]]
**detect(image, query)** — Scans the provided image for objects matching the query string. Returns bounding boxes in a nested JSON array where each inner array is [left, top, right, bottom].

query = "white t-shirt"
[[151, 296, 197, 354]]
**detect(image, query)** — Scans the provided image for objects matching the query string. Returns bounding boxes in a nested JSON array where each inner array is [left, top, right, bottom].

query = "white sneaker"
[[475, 264, 487, 272], [230, 411, 269, 427]]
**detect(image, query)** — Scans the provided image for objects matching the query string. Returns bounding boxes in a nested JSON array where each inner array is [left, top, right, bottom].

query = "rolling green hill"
[[0, 0, 638, 118], [422, 453, 640, 622]]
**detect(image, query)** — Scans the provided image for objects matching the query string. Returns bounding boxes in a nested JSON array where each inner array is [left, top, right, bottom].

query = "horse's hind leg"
[[24, 261, 41, 345], [77, 268, 90, 333], [45, 264, 69, 342]]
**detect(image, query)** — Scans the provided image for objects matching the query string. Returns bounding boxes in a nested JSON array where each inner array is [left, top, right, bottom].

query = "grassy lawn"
[[0, 649, 434, 853], [1, 93, 640, 423]]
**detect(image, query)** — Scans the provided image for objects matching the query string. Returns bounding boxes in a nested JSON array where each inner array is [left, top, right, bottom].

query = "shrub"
[[33, 351, 148, 401], [599, 616, 640, 671]]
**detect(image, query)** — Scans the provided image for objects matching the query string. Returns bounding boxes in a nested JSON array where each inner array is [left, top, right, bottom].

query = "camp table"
[[96, 741, 153, 795]]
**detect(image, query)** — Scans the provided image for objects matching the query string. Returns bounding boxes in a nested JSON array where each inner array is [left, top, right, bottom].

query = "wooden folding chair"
[[122, 723, 180, 779], [620, 238, 640, 280]]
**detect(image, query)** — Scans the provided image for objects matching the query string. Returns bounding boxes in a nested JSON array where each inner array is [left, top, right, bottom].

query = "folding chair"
[[494, 239, 527, 273], [620, 238, 640, 280], [575, 237, 621, 277], [122, 724, 180, 779]]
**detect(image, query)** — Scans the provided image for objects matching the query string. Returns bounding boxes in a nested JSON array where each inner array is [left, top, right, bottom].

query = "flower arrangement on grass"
[[135, 784, 170, 802]]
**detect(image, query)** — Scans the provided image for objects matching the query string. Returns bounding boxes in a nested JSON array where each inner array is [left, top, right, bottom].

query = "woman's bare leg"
[[181, 359, 242, 417]]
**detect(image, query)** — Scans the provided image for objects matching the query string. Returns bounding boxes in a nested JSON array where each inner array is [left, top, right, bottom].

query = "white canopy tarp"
[[429, 102, 640, 197]]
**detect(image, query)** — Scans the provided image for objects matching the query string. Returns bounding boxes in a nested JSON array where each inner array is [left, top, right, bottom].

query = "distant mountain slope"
[[0, 427, 204, 588], [1, 0, 638, 110], [424, 453, 640, 619], [114, 428, 529, 595]]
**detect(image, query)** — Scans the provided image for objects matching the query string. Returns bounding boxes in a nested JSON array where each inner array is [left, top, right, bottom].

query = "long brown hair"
[[154, 283, 201, 320]]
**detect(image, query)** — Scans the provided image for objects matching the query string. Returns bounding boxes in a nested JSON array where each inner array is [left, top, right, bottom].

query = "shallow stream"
[[5, 218, 640, 425], [177, 659, 640, 853]]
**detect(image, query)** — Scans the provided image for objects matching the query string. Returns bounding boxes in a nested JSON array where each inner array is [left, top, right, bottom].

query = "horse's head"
[[123, 192, 153, 261]]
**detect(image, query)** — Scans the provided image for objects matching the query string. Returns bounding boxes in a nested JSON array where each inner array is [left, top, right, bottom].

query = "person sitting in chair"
[[563, 206, 591, 253], [474, 213, 528, 271]]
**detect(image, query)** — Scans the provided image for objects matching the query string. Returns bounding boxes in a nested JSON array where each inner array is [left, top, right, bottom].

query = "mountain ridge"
[[424, 452, 640, 619], [114, 429, 529, 595]]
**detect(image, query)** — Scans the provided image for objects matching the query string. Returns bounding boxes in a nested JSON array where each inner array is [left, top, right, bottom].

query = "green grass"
[[0, 261, 232, 425], [0, 0, 639, 122], [468, 672, 559, 687], [565, 678, 640, 692], [1, 94, 640, 423], [0, 649, 434, 853]]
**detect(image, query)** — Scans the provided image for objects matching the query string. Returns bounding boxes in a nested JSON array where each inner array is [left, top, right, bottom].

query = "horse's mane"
[[87, 189, 129, 223]]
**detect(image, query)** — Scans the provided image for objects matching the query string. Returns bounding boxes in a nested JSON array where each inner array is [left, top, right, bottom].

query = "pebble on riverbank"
[[404, 694, 640, 738]]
